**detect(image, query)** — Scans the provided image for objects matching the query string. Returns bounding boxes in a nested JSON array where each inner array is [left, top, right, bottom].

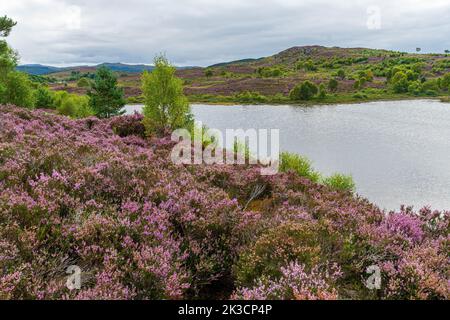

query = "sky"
[[1, 0, 450, 67]]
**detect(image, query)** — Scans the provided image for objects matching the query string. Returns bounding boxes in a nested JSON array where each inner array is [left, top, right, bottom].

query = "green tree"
[[0, 16, 18, 81], [0, 71, 35, 108], [77, 77, 91, 88], [0, 16, 35, 108], [289, 81, 318, 101], [328, 78, 338, 92], [88, 66, 125, 118], [391, 71, 409, 93], [0, 16, 16, 37], [0, 38, 17, 78], [205, 69, 213, 78], [35, 86, 55, 109], [142, 55, 193, 135], [337, 69, 346, 79]]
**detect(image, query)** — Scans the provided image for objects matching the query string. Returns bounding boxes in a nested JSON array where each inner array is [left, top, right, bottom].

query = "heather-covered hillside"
[[0, 105, 448, 300], [46, 46, 450, 105]]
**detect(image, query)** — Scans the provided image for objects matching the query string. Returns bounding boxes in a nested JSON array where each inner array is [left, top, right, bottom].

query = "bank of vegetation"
[[0, 16, 448, 301]]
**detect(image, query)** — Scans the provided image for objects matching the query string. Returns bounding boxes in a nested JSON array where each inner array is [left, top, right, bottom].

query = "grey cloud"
[[2, 0, 450, 66]]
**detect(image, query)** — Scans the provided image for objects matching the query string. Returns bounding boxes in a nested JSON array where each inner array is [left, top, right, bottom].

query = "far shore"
[[126, 96, 449, 107]]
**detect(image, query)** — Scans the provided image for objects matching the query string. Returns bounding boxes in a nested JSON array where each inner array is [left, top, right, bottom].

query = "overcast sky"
[[2, 0, 450, 67]]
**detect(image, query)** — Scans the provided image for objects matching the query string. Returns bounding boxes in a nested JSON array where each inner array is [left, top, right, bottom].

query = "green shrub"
[[440, 73, 450, 90], [304, 60, 318, 71], [318, 83, 327, 99], [328, 78, 338, 92], [257, 66, 284, 78], [353, 79, 363, 90], [352, 92, 367, 99], [53, 91, 69, 109], [204, 69, 213, 78], [34, 86, 55, 109], [77, 77, 91, 88], [408, 81, 423, 96], [337, 69, 346, 79], [235, 91, 268, 103], [391, 71, 410, 93], [280, 152, 321, 182], [53, 91, 93, 118], [422, 78, 440, 92], [296, 60, 317, 71], [0, 71, 35, 108], [289, 81, 318, 101], [323, 173, 355, 193]]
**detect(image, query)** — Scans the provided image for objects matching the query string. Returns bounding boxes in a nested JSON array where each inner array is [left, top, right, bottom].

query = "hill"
[[34, 45, 450, 103], [16, 63, 156, 75], [173, 45, 450, 102], [117, 45, 450, 103], [97, 63, 155, 73], [16, 64, 62, 75], [17, 62, 199, 76]]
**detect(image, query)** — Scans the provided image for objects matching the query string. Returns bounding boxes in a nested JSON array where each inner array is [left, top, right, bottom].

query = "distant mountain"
[[17, 63, 195, 76], [16, 64, 63, 75], [209, 58, 262, 68], [96, 63, 155, 73]]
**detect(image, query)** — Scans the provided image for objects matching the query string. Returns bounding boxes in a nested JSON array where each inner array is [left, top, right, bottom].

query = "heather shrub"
[[0, 106, 447, 300], [234, 221, 334, 287], [280, 152, 320, 183], [110, 113, 146, 138], [323, 173, 355, 193], [233, 262, 342, 300], [380, 239, 449, 299]]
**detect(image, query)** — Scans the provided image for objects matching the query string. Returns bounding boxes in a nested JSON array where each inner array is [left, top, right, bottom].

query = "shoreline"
[[126, 96, 449, 107]]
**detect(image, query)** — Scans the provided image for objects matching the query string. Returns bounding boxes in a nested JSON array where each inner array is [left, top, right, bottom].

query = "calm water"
[[124, 100, 450, 211]]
